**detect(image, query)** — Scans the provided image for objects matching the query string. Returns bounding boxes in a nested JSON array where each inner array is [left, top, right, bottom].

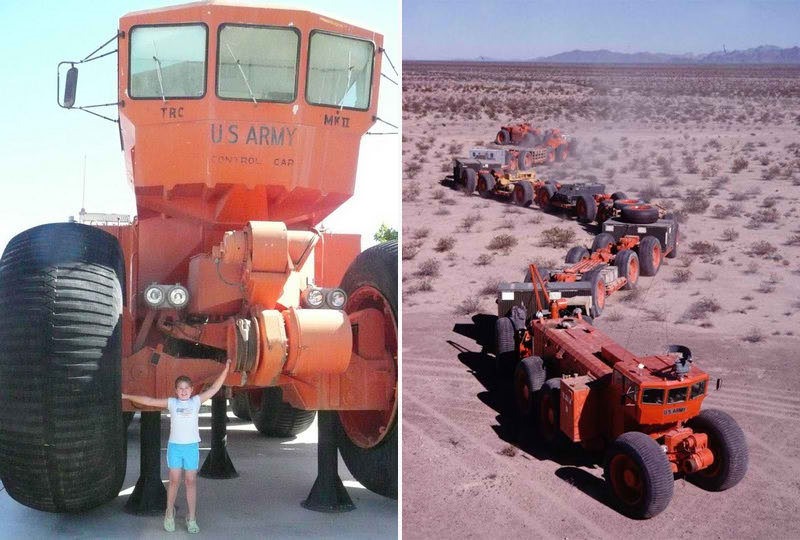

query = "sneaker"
[[186, 517, 199, 534], [163, 514, 175, 533]]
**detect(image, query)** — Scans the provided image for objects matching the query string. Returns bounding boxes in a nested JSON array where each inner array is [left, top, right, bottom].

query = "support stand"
[[124, 411, 167, 515], [199, 391, 238, 479], [301, 411, 355, 513]]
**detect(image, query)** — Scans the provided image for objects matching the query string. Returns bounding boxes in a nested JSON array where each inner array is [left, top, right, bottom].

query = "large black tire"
[[248, 387, 316, 436], [585, 269, 606, 318], [0, 223, 126, 513], [613, 198, 645, 210], [336, 241, 398, 499], [514, 356, 546, 418], [565, 245, 589, 264], [591, 232, 616, 253], [686, 409, 748, 491], [495, 317, 516, 374], [638, 235, 662, 276], [611, 191, 627, 201], [576, 194, 598, 223], [517, 150, 532, 171], [477, 172, 496, 199], [512, 181, 534, 207], [621, 204, 659, 224], [537, 378, 564, 446], [615, 249, 639, 290], [496, 128, 510, 145], [231, 390, 252, 420], [538, 183, 557, 209], [462, 168, 477, 194], [604, 431, 674, 519]]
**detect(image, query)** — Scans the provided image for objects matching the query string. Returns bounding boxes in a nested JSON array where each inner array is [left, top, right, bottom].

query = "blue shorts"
[[167, 442, 199, 471]]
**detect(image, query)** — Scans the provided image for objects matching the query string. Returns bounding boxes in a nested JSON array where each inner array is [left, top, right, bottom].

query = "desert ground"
[[401, 62, 800, 538]]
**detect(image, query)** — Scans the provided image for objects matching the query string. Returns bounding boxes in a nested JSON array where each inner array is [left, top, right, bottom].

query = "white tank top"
[[167, 396, 201, 443]]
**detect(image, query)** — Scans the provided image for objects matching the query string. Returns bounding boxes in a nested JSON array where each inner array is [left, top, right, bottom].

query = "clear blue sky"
[[403, 0, 800, 59], [0, 1, 400, 252]]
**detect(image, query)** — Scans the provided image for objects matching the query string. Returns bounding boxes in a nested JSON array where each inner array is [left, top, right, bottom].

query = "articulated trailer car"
[[495, 123, 576, 162], [498, 265, 748, 518], [0, 2, 397, 514]]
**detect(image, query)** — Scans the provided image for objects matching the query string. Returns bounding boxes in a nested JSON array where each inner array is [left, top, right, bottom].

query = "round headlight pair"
[[302, 287, 347, 309], [143, 284, 189, 309]]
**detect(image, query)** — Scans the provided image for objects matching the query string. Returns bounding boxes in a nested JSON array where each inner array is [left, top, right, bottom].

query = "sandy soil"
[[401, 62, 800, 538]]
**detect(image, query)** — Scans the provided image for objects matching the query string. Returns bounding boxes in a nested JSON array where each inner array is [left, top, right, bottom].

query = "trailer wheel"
[[591, 232, 616, 253], [615, 249, 639, 290], [453, 164, 462, 185], [604, 431, 674, 519], [494, 316, 516, 374], [621, 204, 659, 224], [611, 191, 628, 201], [638, 236, 662, 276], [230, 390, 252, 420], [477, 172, 496, 198], [666, 222, 679, 259], [555, 146, 568, 162], [686, 409, 748, 491], [585, 270, 607, 317], [514, 356, 546, 418], [517, 151, 533, 170], [537, 378, 563, 445], [576, 194, 598, 223], [336, 241, 398, 499], [537, 183, 557, 209], [545, 147, 556, 164], [512, 181, 533, 207], [565, 246, 589, 264], [496, 128, 510, 144], [0, 223, 126, 513], [248, 387, 316, 436], [613, 198, 644, 210], [462, 168, 477, 194]]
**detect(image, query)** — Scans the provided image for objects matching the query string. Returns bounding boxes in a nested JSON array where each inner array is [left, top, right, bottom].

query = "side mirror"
[[64, 66, 78, 108]]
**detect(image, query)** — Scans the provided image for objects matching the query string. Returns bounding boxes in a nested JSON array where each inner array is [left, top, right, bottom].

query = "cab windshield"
[[306, 31, 374, 110], [130, 24, 207, 99]]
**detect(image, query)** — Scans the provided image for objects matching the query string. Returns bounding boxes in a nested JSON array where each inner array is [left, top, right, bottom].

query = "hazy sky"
[[403, 0, 800, 60], [0, 1, 400, 252]]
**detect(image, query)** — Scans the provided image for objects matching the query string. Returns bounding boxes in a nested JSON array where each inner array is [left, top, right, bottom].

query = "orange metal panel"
[[314, 233, 361, 287], [560, 376, 603, 443]]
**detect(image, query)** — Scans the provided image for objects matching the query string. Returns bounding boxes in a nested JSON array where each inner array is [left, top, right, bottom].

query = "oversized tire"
[[495, 317, 516, 374], [604, 431, 674, 519], [638, 235, 662, 276], [576, 194, 597, 223], [0, 223, 127, 513], [538, 183, 557, 209], [565, 246, 589, 264], [517, 150, 533, 171], [584, 269, 607, 317], [545, 147, 556, 164], [615, 249, 639, 290], [248, 387, 316, 436], [621, 204, 659, 225], [591, 232, 616, 253], [462, 168, 477, 194], [477, 172, 496, 198], [512, 181, 533, 207], [514, 356, 545, 418], [336, 241, 398, 499], [231, 390, 252, 420], [453, 164, 462, 185], [686, 409, 748, 491], [666, 222, 679, 259], [613, 198, 644, 210], [611, 191, 628, 201], [537, 378, 563, 445], [496, 128, 510, 144]]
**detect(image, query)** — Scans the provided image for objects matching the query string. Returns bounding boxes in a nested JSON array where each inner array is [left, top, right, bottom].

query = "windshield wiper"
[[152, 40, 166, 103], [225, 43, 257, 105]]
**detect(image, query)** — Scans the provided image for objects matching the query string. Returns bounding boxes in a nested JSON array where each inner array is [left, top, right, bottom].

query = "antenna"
[[81, 154, 87, 213]]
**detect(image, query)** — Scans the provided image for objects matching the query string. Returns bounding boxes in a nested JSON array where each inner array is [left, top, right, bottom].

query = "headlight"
[[306, 288, 324, 308], [327, 289, 347, 309], [167, 285, 189, 308], [144, 284, 165, 307]]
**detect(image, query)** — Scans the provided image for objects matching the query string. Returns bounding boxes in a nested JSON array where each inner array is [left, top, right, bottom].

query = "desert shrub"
[[785, 234, 800, 246], [731, 157, 749, 173], [440, 197, 457, 206], [682, 188, 710, 214], [434, 207, 450, 216], [413, 227, 431, 239], [710, 205, 727, 219], [402, 181, 420, 202], [417, 258, 440, 277], [700, 164, 719, 179], [762, 165, 781, 181], [638, 183, 663, 200], [683, 297, 721, 320], [698, 270, 718, 281], [761, 196, 778, 208], [747, 240, 777, 257], [742, 327, 764, 343], [460, 212, 481, 231], [672, 268, 693, 283], [487, 234, 518, 252], [688, 241, 721, 257], [434, 237, 456, 252], [604, 309, 623, 322], [756, 281, 776, 294], [479, 279, 502, 296], [540, 227, 576, 248], [605, 167, 616, 179], [475, 253, 493, 266], [417, 279, 433, 292], [432, 188, 446, 199], [496, 218, 516, 230], [453, 296, 482, 316], [683, 155, 699, 174], [402, 244, 420, 260], [755, 207, 779, 223], [621, 288, 643, 303]]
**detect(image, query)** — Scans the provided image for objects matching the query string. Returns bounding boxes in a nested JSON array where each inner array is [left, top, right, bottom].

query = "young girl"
[[123, 359, 230, 533]]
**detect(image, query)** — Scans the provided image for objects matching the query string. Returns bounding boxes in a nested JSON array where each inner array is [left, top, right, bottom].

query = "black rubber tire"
[[514, 356, 545, 418], [546, 147, 556, 164], [478, 172, 496, 198], [576, 194, 598, 223], [462, 168, 477, 194], [517, 151, 532, 171], [453, 164, 462, 185], [666, 221, 679, 259], [611, 191, 628, 201], [621, 204, 659, 224], [496, 128, 510, 144], [231, 390, 251, 420], [0, 222, 127, 513], [613, 198, 645, 210], [638, 235, 662, 276], [537, 378, 563, 446], [604, 431, 674, 519], [495, 317, 517, 374], [686, 409, 748, 491], [591, 232, 616, 253], [248, 387, 316, 437], [336, 241, 398, 499], [615, 249, 639, 290], [538, 183, 557, 209], [565, 246, 589, 264], [585, 269, 606, 318], [512, 181, 534, 207]]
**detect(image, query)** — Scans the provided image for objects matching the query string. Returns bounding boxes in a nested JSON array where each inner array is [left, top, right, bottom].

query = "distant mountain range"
[[462, 45, 800, 64]]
